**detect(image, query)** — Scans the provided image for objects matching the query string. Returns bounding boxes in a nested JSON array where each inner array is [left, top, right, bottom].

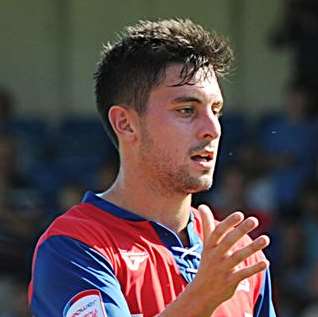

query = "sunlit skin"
[[138, 66, 223, 195], [101, 64, 223, 240]]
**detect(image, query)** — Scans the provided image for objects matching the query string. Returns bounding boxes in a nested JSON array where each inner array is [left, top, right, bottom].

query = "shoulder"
[[33, 202, 129, 266], [39, 202, 129, 244], [37, 204, 104, 245]]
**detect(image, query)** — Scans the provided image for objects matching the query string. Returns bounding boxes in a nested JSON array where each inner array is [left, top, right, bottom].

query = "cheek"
[[143, 115, 192, 158], [150, 132, 188, 164], [160, 130, 189, 156]]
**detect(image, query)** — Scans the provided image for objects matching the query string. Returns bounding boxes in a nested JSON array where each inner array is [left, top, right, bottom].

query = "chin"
[[186, 176, 213, 194]]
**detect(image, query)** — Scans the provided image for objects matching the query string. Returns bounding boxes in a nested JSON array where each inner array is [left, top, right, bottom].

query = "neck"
[[100, 167, 192, 235]]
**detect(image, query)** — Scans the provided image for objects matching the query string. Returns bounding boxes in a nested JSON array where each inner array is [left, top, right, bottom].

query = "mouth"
[[190, 151, 214, 168]]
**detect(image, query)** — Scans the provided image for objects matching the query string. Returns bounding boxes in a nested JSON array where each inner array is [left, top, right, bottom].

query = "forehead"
[[149, 64, 223, 103], [164, 64, 215, 84]]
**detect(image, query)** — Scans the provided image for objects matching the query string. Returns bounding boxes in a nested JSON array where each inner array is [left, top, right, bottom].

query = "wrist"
[[159, 281, 218, 317]]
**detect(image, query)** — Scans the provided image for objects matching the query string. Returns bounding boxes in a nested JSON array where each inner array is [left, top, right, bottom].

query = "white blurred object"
[[246, 177, 276, 212]]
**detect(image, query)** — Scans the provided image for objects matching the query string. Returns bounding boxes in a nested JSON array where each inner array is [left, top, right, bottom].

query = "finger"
[[225, 235, 270, 269], [198, 204, 215, 245], [207, 212, 245, 248], [216, 217, 259, 255], [232, 260, 269, 286]]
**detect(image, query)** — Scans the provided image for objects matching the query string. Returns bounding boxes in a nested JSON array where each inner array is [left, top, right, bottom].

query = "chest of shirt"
[[107, 241, 255, 317]]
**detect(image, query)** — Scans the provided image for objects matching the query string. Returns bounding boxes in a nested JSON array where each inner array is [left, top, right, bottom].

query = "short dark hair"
[[94, 18, 234, 148]]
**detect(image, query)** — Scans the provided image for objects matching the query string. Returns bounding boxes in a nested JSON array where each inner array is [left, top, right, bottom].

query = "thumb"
[[198, 204, 215, 246]]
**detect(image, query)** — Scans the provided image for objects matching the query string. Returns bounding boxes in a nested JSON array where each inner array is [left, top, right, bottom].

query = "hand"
[[158, 205, 270, 317], [191, 204, 270, 313]]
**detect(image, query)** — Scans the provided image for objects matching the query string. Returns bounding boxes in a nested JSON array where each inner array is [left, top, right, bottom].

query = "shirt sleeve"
[[30, 235, 131, 317], [254, 268, 277, 317]]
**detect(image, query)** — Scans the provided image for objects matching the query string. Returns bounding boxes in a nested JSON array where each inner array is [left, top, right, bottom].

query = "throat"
[[177, 228, 190, 247]]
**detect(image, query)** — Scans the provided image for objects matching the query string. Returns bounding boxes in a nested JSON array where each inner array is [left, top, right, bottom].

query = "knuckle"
[[251, 241, 261, 252], [223, 230, 241, 247], [213, 223, 226, 237], [231, 250, 244, 263], [219, 219, 232, 232]]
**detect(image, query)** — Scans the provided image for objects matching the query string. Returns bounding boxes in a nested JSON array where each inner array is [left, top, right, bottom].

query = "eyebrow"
[[171, 96, 202, 104], [171, 96, 223, 108]]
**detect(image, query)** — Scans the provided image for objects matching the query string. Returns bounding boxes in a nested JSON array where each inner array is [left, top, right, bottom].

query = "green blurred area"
[[0, 0, 290, 118]]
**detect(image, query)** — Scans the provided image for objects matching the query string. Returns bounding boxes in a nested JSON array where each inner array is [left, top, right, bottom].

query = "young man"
[[29, 19, 276, 316]]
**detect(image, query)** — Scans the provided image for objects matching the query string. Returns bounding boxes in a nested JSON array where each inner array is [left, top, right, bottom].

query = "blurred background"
[[0, 0, 318, 316]]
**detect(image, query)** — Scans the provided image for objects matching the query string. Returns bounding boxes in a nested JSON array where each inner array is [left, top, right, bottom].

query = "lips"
[[190, 151, 215, 169], [190, 151, 214, 162]]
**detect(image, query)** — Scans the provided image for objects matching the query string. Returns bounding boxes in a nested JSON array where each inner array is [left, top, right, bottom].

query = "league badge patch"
[[63, 289, 107, 317]]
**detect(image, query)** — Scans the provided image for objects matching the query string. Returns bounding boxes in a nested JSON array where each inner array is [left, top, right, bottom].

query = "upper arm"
[[30, 235, 131, 317]]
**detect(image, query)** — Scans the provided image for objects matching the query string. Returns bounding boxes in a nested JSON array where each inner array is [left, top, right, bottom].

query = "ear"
[[108, 105, 137, 143]]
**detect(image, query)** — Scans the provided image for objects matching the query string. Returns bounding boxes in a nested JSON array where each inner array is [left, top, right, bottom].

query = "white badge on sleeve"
[[63, 289, 107, 317]]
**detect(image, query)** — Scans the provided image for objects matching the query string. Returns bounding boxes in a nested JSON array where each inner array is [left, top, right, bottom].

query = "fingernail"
[[233, 212, 244, 221], [245, 218, 257, 227]]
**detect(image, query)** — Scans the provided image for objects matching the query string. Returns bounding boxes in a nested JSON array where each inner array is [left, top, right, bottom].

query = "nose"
[[196, 111, 221, 141]]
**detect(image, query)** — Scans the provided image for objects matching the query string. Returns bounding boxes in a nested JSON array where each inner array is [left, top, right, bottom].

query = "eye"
[[212, 106, 223, 118], [176, 106, 195, 117]]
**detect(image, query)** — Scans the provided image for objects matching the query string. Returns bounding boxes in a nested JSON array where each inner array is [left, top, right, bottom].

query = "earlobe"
[[108, 106, 135, 141]]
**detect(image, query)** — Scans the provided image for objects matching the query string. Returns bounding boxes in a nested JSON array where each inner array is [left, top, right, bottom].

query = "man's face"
[[136, 64, 223, 195]]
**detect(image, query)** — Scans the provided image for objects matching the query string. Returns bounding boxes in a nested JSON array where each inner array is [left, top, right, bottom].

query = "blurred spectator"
[[212, 165, 247, 215], [210, 165, 273, 238], [258, 84, 318, 207], [274, 215, 309, 317], [270, 0, 318, 97], [300, 181, 318, 271], [0, 134, 27, 195], [0, 87, 14, 128], [95, 151, 119, 192], [272, 179, 318, 317], [301, 263, 318, 316], [0, 277, 30, 317], [0, 133, 44, 315], [237, 142, 277, 212], [276, 218, 309, 317], [57, 183, 85, 212]]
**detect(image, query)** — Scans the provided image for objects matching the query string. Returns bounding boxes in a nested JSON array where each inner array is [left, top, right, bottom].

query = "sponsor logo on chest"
[[120, 250, 149, 271]]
